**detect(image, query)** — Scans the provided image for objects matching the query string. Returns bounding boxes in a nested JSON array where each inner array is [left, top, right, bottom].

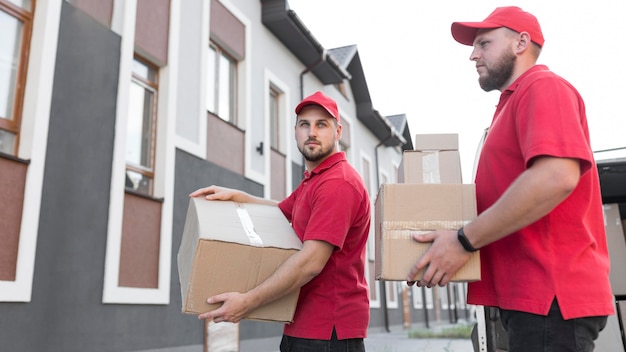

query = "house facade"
[[0, 0, 471, 350]]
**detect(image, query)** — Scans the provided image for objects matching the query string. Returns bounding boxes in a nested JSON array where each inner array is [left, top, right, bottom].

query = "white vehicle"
[[470, 145, 626, 351]]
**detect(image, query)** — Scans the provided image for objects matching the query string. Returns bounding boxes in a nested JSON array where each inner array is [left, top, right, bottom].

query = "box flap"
[[414, 133, 459, 151], [191, 198, 302, 250], [402, 150, 462, 184]]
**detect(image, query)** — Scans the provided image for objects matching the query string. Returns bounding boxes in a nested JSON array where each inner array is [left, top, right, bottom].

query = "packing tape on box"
[[422, 151, 441, 184], [382, 220, 471, 237], [235, 203, 264, 247]]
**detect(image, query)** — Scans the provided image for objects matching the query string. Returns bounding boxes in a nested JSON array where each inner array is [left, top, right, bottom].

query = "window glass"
[[7, 0, 31, 11], [0, 129, 16, 154], [0, 9, 23, 121], [125, 57, 157, 196], [206, 46, 216, 113], [132, 58, 156, 82], [269, 88, 279, 150], [125, 81, 154, 168], [125, 169, 152, 195], [217, 54, 230, 119], [207, 43, 236, 123]]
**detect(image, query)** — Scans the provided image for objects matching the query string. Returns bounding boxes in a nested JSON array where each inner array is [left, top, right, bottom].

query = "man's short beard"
[[300, 144, 335, 163], [479, 50, 516, 92]]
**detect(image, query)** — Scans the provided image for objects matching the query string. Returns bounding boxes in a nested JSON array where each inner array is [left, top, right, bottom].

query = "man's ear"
[[515, 32, 531, 54]]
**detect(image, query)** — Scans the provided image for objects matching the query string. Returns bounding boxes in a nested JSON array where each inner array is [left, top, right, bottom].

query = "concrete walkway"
[[240, 324, 475, 352], [364, 326, 474, 352]]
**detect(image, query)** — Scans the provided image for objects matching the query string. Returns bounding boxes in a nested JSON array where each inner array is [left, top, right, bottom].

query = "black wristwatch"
[[457, 227, 479, 252]]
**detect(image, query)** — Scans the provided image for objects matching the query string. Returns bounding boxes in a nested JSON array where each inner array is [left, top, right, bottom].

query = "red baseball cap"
[[295, 91, 340, 122], [451, 6, 544, 48]]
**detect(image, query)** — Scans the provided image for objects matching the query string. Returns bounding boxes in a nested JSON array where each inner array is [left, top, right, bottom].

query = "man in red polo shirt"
[[192, 91, 370, 351], [407, 7, 614, 351]]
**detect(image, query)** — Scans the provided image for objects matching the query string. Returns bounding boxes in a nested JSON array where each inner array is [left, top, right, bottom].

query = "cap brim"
[[295, 102, 338, 120], [451, 21, 500, 46]]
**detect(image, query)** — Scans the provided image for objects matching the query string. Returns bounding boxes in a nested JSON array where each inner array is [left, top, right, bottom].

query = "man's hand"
[[197, 292, 251, 323], [189, 185, 277, 206], [190, 185, 245, 201], [406, 229, 471, 287]]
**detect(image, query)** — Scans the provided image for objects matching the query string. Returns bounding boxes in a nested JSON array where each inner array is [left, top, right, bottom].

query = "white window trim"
[[360, 151, 377, 263], [366, 259, 381, 309], [338, 110, 354, 162], [379, 169, 389, 187], [412, 285, 435, 310], [0, 0, 62, 302], [440, 286, 450, 310], [412, 285, 423, 309], [173, 0, 208, 158], [385, 281, 399, 309], [392, 160, 400, 183], [263, 70, 291, 199], [102, 0, 178, 304]]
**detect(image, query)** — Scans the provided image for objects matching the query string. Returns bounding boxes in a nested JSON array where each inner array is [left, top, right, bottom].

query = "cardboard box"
[[603, 204, 626, 295], [374, 183, 480, 282], [402, 150, 462, 184], [178, 198, 302, 323], [414, 133, 459, 151]]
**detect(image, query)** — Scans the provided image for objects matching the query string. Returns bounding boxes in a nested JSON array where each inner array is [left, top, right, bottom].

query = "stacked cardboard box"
[[178, 198, 302, 323], [375, 133, 481, 282]]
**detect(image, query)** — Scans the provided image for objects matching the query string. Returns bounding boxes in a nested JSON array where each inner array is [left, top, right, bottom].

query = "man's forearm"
[[464, 156, 580, 249]]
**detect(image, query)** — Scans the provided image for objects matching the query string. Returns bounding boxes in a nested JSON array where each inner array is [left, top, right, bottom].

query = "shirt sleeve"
[[515, 75, 594, 174], [302, 178, 364, 250], [278, 190, 295, 222]]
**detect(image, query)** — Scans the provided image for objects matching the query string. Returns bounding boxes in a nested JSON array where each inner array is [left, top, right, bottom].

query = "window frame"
[[0, 0, 34, 156], [125, 55, 159, 196], [206, 41, 237, 124], [269, 86, 280, 152]]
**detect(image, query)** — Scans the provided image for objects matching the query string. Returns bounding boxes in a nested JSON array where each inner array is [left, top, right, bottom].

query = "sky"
[[288, 0, 626, 181]]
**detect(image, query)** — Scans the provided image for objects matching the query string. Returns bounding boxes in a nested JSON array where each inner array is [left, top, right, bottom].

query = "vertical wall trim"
[[263, 70, 292, 199], [215, 0, 261, 185], [173, 0, 207, 158], [0, 0, 62, 302], [103, 0, 180, 304], [102, 0, 140, 303], [152, 0, 181, 303]]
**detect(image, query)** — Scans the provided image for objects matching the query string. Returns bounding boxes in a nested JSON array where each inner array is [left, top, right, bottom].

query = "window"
[[0, 0, 33, 156], [206, 42, 236, 123], [125, 56, 158, 196], [338, 119, 350, 157], [385, 281, 399, 309], [269, 86, 280, 151]]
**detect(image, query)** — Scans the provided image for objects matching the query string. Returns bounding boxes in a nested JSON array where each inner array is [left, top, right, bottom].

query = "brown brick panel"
[[0, 156, 28, 281], [118, 192, 162, 288]]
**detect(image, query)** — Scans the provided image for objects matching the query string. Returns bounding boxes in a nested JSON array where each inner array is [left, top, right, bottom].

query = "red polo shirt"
[[278, 152, 371, 339], [468, 65, 614, 319]]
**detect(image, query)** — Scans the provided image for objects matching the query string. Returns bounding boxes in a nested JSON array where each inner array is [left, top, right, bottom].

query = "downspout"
[[299, 52, 326, 101], [298, 52, 327, 177], [375, 136, 393, 333]]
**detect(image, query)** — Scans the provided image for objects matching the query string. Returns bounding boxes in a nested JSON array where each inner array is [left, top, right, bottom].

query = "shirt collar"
[[303, 152, 346, 179], [504, 64, 549, 94]]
